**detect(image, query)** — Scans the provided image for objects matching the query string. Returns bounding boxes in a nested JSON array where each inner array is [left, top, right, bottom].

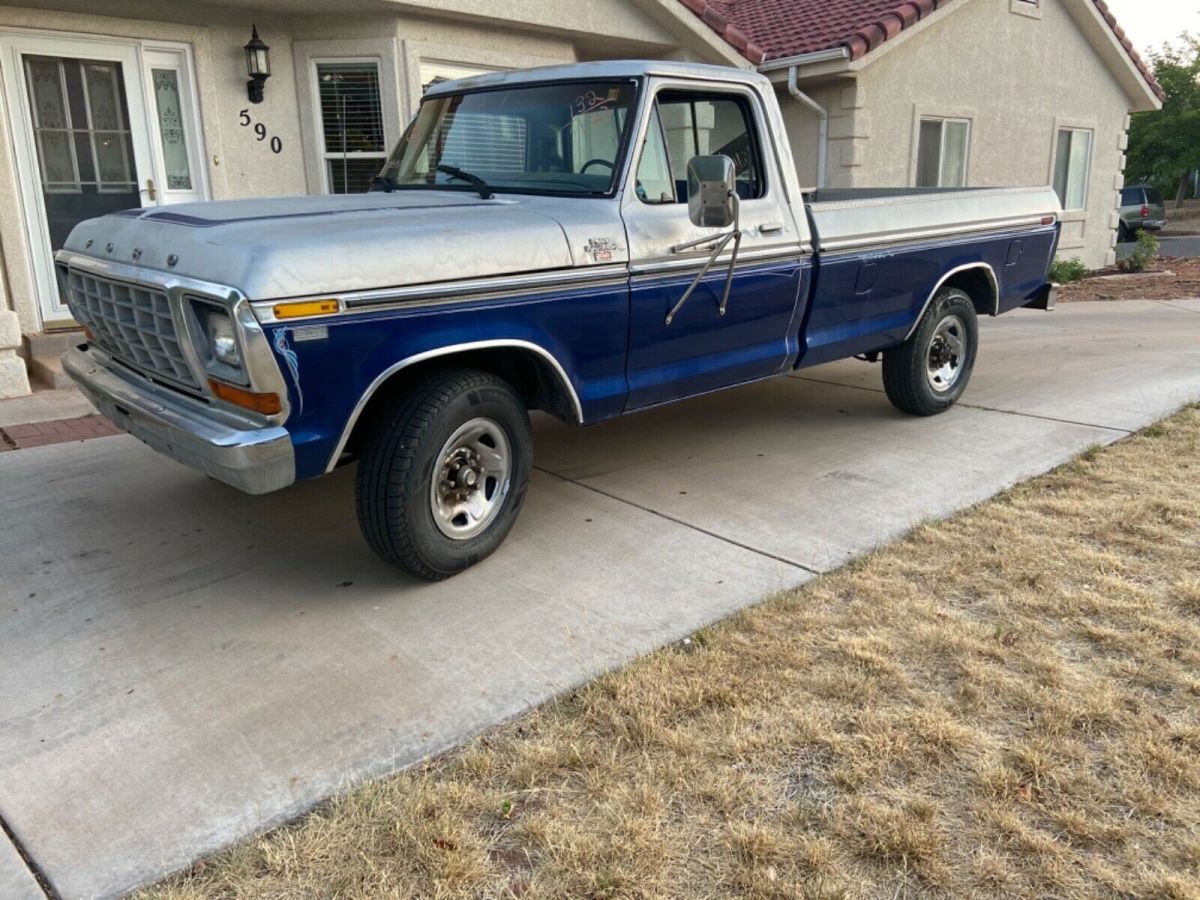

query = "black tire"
[[882, 287, 978, 416], [1117, 222, 1132, 243], [355, 368, 532, 580]]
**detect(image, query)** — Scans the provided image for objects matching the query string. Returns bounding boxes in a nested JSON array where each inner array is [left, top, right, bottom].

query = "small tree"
[[1116, 229, 1160, 273], [1126, 34, 1200, 207]]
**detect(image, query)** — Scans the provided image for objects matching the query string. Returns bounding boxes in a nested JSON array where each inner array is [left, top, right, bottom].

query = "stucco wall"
[[829, 0, 1135, 269]]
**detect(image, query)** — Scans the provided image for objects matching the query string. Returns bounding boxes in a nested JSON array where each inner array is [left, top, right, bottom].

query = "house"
[[681, 0, 1164, 266], [0, 0, 1160, 400]]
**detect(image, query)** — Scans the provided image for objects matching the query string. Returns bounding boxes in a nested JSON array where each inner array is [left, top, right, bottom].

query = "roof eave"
[[1066, 0, 1163, 110]]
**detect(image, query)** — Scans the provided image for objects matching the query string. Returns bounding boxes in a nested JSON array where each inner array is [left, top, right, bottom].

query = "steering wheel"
[[580, 158, 615, 174]]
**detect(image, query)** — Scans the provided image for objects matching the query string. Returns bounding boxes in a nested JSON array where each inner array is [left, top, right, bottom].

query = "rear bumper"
[[62, 345, 295, 494]]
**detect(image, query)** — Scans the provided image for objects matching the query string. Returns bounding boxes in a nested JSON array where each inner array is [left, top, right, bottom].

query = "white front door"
[[0, 33, 207, 325]]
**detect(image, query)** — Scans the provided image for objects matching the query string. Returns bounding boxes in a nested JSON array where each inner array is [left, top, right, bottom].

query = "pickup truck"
[[57, 60, 1060, 580]]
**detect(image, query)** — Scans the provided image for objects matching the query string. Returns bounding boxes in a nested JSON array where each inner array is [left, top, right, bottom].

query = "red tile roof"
[[679, 0, 1164, 101]]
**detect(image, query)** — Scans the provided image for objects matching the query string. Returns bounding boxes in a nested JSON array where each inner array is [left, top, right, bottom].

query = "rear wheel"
[[355, 368, 532, 580], [1117, 222, 1132, 243], [882, 287, 978, 416]]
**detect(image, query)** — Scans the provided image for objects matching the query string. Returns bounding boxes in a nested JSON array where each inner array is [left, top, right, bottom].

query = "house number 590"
[[239, 109, 283, 154]]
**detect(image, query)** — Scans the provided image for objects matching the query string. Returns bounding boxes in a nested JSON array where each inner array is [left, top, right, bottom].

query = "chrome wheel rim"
[[926, 314, 967, 394], [430, 418, 512, 540]]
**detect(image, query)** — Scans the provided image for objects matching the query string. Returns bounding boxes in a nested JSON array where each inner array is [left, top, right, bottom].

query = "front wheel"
[[882, 287, 978, 416], [355, 368, 532, 580]]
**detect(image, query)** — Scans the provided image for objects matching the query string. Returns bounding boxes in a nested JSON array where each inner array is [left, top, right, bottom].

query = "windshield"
[[377, 80, 639, 197]]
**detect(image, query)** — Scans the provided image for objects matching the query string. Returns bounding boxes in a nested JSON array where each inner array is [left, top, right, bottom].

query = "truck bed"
[[794, 185, 1061, 368], [804, 185, 1061, 254]]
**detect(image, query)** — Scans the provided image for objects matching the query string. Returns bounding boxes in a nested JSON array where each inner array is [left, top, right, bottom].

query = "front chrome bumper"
[[62, 344, 295, 494]]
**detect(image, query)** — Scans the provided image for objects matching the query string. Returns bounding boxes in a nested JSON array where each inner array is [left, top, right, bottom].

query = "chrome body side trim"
[[251, 249, 810, 323], [325, 339, 583, 474], [904, 262, 1000, 341], [62, 345, 295, 494], [816, 216, 1053, 254], [55, 250, 291, 426], [629, 246, 804, 277], [252, 264, 629, 322]]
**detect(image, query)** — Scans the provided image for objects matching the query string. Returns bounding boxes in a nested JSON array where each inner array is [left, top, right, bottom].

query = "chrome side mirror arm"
[[665, 192, 742, 326]]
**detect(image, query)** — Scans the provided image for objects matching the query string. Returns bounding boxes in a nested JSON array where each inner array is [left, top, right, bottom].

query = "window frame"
[[915, 116, 971, 188], [630, 83, 770, 207], [1052, 125, 1093, 211], [311, 55, 389, 194]]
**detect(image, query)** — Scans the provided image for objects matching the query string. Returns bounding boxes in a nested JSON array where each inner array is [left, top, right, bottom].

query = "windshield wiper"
[[437, 164, 494, 200], [370, 174, 398, 193]]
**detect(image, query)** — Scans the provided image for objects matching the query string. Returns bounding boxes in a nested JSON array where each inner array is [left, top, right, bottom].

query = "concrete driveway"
[[2, 298, 1199, 899]]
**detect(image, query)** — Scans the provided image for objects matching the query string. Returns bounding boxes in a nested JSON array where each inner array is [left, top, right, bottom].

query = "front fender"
[[266, 280, 629, 480]]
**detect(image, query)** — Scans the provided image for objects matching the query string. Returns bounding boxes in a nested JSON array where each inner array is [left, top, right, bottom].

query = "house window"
[[1053, 127, 1092, 210], [916, 118, 969, 188], [316, 61, 386, 193]]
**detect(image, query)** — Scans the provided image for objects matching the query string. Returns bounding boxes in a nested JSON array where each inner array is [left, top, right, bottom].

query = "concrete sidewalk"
[[1, 299, 1198, 899]]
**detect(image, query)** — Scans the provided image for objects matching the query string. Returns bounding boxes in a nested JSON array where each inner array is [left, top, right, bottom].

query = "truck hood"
[[61, 191, 615, 300]]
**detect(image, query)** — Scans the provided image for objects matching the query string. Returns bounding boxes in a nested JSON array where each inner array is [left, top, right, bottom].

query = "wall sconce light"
[[244, 25, 270, 104]]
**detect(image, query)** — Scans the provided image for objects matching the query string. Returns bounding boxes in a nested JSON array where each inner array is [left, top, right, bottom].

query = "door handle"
[[758, 222, 784, 234], [141, 179, 157, 202]]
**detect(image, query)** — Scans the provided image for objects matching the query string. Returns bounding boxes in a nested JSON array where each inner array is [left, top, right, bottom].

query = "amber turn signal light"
[[208, 379, 282, 415], [273, 299, 339, 319]]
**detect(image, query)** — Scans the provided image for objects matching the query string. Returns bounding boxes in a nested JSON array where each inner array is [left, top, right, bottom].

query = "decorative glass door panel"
[[143, 48, 205, 205], [151, 69, 192, 190], [22, 55, 140, 260]]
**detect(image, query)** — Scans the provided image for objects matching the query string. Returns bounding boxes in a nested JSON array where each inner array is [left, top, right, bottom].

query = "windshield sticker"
[[573, 90, 615, 115]]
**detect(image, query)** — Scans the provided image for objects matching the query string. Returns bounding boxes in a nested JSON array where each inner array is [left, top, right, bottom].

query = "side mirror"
[[687, 155, 736, 228]]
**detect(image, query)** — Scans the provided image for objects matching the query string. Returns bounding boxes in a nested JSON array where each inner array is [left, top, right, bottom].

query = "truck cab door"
[[620, 81, 806, 410]]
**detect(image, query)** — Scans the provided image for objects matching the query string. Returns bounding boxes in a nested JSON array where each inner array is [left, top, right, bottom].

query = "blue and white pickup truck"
[[58, 61, 1059, 579]]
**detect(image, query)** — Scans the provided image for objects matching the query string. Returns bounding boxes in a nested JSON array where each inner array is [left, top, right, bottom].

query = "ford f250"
[[58, 61, 1060, 579]]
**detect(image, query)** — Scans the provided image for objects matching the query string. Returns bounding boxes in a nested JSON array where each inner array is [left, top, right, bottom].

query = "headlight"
[[207, 311, 241, 366], [188, 299, 248, 385]]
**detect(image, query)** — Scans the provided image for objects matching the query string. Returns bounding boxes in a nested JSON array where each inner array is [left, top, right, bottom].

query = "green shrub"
[[1049, 257, 1088, 284], [1117, 228, 1160, 273]]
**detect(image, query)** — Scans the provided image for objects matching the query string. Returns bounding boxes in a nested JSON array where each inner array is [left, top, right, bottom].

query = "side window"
[[636, 91, 764, 204], [635, 107, 674, 203]]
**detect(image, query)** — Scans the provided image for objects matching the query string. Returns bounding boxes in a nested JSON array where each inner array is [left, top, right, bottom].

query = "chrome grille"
[[65, 269, 200, 389]]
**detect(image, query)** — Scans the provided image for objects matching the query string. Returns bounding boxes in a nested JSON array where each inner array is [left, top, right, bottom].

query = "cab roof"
[[421, 60, 770, 98]]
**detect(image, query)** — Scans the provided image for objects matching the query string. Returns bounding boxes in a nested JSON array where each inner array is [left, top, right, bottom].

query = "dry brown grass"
[[146, 406, 1200, 900]]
